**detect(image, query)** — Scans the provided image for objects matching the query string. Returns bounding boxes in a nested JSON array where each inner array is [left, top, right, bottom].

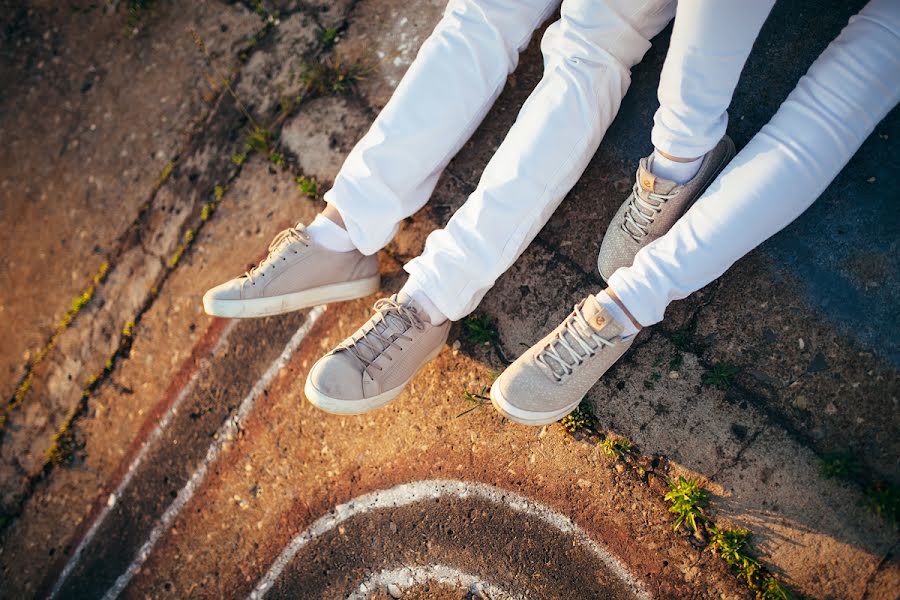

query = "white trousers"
[[328, 0, 696, 321], [609, 0, 900, 327]]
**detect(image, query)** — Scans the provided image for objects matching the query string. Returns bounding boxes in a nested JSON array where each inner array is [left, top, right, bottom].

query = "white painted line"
[[347, 564, 517, 599], [49, 318, 239, 600], [249, 479, 651, 600], [101, 305, 326, 600]]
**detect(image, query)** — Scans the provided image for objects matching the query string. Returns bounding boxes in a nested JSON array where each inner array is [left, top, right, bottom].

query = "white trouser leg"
[[324, 0, 561, 255], [404, 0, 677, 321], [651, 0, 776, 159], [609, 0, 900, 327]]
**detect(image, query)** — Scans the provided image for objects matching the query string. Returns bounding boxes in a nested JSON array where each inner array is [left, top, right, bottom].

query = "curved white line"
[[347, 564, 517, 600], [249, 479, 651, 600], [101, 305, 327, 600], [49, 318, 239, 600]]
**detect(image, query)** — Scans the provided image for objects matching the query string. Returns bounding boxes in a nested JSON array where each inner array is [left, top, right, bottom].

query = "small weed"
[[268, 151, 285, 168], [462, 314, 498, 345], [670, 329, 692, 351], [232, 152, 248, 166], [643, 370, 662, 390], [125, 0, 154, 32], [213, 185, 227, 200], [322, 26, 339, 48], [245, 126, 271, 152], [664, 476, 709, 533], [122, 321, 135, 338], [702, 362, 739, 389], [668, 352, 684, 372], [759, 576, 796, 600], [183, 228, 195, 244], [457, 384, 490, 418], [299, 56, 369, 97], [865, 482, 899, 525], [819, 450, 861, 480], [600, 436, 633, 458], [708, 526, 760, 586], [559, 401, 594, 435], [295, 175, 319, 199]]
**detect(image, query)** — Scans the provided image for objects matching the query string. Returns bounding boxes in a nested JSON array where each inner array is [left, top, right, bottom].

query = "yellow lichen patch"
[[155, 161, 174, 189]]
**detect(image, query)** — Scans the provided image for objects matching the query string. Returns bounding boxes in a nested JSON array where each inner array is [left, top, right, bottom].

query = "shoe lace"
[[339, 298, 425, 376], [621, 180, 679, 243], [243, 227, 310, 285], [535, 301, 616, 382]]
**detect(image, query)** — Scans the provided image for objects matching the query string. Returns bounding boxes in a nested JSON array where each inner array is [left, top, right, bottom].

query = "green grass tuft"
[[600, 436, 633, 458], [865, 482, 899, 525], [295, 175, 319, 199], [702, 362, 739, 389], [708, 526, 760, 586], [456, 384, 490, 418], [664, 476, 709, 532], [268, 151, 285, 168], [322, 26, 339, 47], [462, 314, 498, 345], [819, 450, 861, 480]]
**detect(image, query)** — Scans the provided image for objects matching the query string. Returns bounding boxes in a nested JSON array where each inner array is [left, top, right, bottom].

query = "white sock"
[[398, 284, 447, 326], [304, 213, 355, 252], [596, 290, 639, 339], [650, 150, 702, 184]]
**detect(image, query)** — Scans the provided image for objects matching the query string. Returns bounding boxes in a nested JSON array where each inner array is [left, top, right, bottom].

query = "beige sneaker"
[[490, 294, 634, 426], [305, 295, 450, 414], [203, 225, 379, 318], [597, 136, 735, 281]]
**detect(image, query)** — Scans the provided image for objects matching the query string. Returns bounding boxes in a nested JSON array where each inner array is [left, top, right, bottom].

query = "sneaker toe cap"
[[307, 351, 365, 401], [203, 278, 246, 302]]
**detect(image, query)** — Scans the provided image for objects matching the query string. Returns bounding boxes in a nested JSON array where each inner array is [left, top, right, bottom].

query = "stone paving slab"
[[0, 0, 258, 404]]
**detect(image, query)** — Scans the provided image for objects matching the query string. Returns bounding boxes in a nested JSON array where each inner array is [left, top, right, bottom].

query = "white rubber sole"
[[203, 275, 380, 318], [489, 379, 578, 426], [304, 343, 445, 415]]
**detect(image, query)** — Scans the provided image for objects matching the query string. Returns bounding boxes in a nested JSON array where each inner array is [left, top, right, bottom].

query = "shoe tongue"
[[638, 157, 680, 196], [581, 294, 624, 339]]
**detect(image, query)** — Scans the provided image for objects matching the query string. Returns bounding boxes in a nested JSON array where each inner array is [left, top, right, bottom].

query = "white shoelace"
[[340, 298, 425, 377], [621, 181, 680, 243], [243, 227, 310, 285], [536, 301, 616, 382]]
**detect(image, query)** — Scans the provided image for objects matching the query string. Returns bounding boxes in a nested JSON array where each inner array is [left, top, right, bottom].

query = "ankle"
[[650, 149, 702, 184], [598, 288, 641, 338], [321, 203, 347, 229], [397, 285, 447, 326], [306, 213, 355, 252]]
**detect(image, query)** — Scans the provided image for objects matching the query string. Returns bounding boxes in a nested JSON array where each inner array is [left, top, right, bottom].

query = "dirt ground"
[[1, 1, 897, 599]]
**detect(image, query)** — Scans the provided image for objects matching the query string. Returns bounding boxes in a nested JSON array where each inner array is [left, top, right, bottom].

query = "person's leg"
[[650, 0, 775, 177], [491, 0, 900, 425], [305, 0, 677, 414], [608, 0, 900, 328], [323, 0, 561, 255], [205, 0, 558, 318], [596, 0, 774, 284], [402, 0, 677, 323]]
